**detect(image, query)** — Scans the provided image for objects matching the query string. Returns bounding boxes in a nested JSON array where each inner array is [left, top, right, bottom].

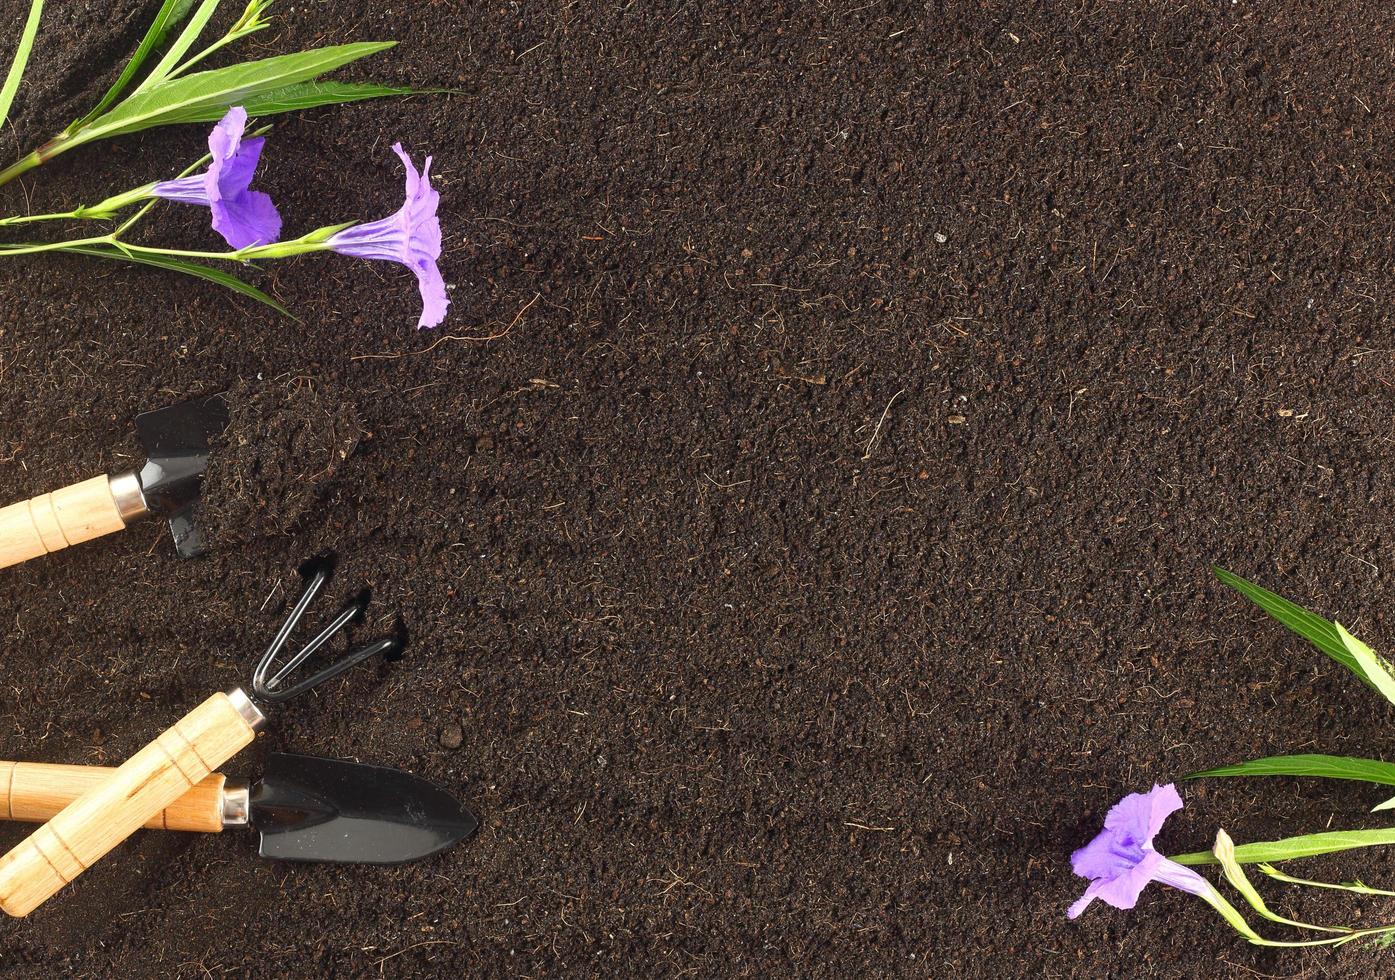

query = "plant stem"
[[0, 234, 326, 263], [0, 210, 89, 227], [1258, 863, 1395, 897], [115, 243, 253, 260], [115, 200, 158, 237], [0, 234, 109, 256], [0, 147, 44, 188], [0, 236, 233, 261], [169, 27, 264, 80], [126, 240, 326, 261]]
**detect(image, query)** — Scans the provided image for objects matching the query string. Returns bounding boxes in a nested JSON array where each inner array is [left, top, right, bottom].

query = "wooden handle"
[[0, 475, 130, 570], [0, 691, 259, 918], [0, 762, 227, 833]]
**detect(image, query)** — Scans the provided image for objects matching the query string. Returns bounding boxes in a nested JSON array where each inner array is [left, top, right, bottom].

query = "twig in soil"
[[350, 293, 539, 361], [1217, 956, 1308, 979], [259, 579, 285, 613], [648, 867, 713, 898], [370, 940, 462, 970], [1344, 552, 1380, 576], [861, 388, 905, 460]]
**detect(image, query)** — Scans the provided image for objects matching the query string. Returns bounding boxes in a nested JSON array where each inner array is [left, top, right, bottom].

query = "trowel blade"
[[250, 753, 477, 865], [133, 392, 229, 557]]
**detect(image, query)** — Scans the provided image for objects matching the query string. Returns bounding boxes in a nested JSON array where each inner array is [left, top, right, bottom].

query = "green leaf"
[[0, 0, 44, 132], [89, 82, 431, 131], [72, 0, 199, 129], [58, 244, 293, 317], [73, 41, 395, 144], [131, 0, 223, 94], [1259, 862, 1395, 896], [1189, 753, 1395, 786], [240, 80, 428, 116], [1210, 829, 1349, 933], [1372, 793, 1395, 813], [1214, 567, 1378, 692], [1175, 827, 1395, 866], [167, 1, 276, 79], [1337, 622, 1395, 707]]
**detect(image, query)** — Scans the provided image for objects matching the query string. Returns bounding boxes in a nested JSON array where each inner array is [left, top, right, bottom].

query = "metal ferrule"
[[221, 779, 251, 828], [226, 687, 268, 732], [108, 470, 149, 524]]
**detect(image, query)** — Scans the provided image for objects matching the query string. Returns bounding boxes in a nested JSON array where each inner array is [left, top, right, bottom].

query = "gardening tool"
[[0, 392, 228, 570], [0, 753, 476, 865], [0, 556, 403, 918]]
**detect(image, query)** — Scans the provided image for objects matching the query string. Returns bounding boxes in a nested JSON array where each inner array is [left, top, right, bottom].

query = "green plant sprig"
[[0, 0, 436, 311], [1258, 862, 1395, 897], [0, 0, 43, 132], [0, 0, 420, 188], [1173, 569, 1395, 869]]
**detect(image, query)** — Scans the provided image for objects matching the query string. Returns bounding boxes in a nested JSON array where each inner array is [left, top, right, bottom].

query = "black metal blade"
[[249, 753, 477, 865], [134, 392, 229, 557]]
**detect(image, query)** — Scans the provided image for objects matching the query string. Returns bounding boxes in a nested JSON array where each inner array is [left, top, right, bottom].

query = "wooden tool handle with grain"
[[0, 762, 228, 833], [0, 474, 137, 570], [0, 690, 262, 918]]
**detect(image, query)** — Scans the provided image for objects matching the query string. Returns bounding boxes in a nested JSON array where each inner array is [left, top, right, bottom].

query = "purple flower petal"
[[209, 131, 261, 202], [327, 142, 448, 329], [212, 189, 280, 253], [1103, 780, 1182, 844], [1069, 823, 1143, 882], [1068, 784, 1203, 920], [1067, 880, 1105, 920], [152, 106, 281, 249], [411, 249, 449, 329], [206, 108, 247, 183], [1090, 849, 1165, 912]]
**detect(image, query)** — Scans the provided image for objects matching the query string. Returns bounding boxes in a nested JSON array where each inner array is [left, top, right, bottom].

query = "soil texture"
[[199, 380, 363, 548], [3, 1, 1395, 978]]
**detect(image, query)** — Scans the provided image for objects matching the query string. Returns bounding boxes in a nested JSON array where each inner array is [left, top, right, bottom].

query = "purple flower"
[[326, 143, 447, 329], [152, 106, 281, 250], [1068, 783, 1211, 919]]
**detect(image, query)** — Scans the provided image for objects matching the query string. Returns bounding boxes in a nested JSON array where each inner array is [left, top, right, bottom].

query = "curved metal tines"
[[251, 558, 404, 705]]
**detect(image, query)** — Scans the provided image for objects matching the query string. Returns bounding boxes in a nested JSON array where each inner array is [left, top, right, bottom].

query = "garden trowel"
[[0, 556, 413, 917], [0, 392, 227, 570], [0, 753, 477, 865]]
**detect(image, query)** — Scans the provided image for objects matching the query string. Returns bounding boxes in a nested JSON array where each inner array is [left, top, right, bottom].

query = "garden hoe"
[[0, 392, 227, 570]]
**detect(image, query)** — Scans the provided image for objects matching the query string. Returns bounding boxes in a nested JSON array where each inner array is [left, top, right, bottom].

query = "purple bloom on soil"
[[1068, 783, 1210, 919], [327, 143, 447, 329], [152, 106, 281, 250]]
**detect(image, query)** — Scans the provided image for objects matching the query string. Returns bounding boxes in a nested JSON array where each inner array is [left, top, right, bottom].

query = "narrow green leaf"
[[58, 244, 293, 317], [1189, 753, 1395, 786], [168, 0, 275, 78], [1372, 793, 1395, 813], [132, 0, 223, 95], [1211, 829, 1349, 933], [240, 80, 428, 116], [75, 42, 396, 143], [1175, 827, 1395, 866], [1338, 622, 1395, 707], [0, 0, 44, 131], [1259, 862, 1395, 896], [1214, 567, 1377, 692], [72, 0, 199, 128], [148, 81, 428, 129]]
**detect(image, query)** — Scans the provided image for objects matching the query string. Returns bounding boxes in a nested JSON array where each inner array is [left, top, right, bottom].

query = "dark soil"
[[5, 1, 1395, 977], [199, 380, 363, 548]]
